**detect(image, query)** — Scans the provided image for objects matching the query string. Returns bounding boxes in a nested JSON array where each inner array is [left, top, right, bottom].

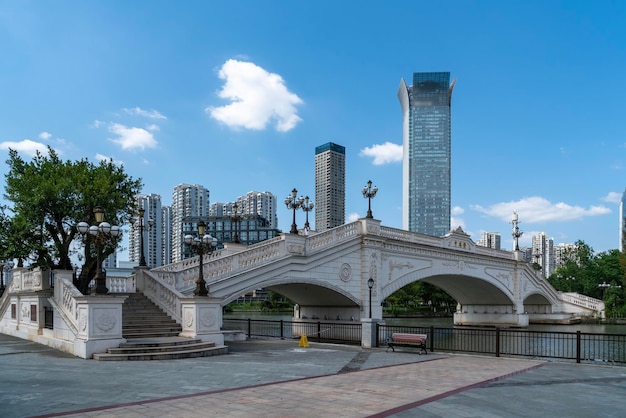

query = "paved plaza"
[[1, 333, 625, 417]]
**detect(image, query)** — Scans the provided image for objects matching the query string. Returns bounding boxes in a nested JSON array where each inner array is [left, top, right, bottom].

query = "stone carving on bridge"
[[442, 260, 477, 272], [287, 243, 305, 255], [442, 227, 476, 253], [21, 302, 30, 321], [95, 311, 116, 333], [485, 268, 512, 289], [387, 260, 414, 282], [200, 311, 217, 328], [369, 253, 378, 283], [339, 263, 352, 282], [185, 311, 194, 328]]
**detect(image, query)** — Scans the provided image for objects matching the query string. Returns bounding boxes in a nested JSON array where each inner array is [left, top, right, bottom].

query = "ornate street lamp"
[[134, 207, 154, 267], [367, 277, 375, 319], [76, 206, 121, 295], [184, 220, 218, 296], [285, 188, 304, 234], [230, 203, 242, 244], [301, 196, 314, 231], [0, 260, 14, 296], [362, 180, 378, 219]]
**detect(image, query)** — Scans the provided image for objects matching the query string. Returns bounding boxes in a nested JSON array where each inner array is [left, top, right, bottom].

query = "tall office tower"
[[531, 232, 555, 278], [476, 232, 501, 250], [619, 190, 626, 252], [398, 72, 456, 236], [171, 183, 210, 261], [315, 142, 345, 231], [161, 205, 172, 266]]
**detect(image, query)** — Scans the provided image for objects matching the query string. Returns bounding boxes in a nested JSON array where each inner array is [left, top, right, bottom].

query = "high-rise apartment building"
[[620, 188, 626, 252], [554, 243, 576, 270], [129, 194, 164, 267], [476, 232, 501, 250], [398, 72, 456, 236], [315, 142, 345, 231], [161, 205, 172, 265], [171, 183, 210, 262], [532, 232, 554, 278]]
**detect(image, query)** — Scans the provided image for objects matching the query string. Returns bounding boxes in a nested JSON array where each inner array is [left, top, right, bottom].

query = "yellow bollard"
[[299, 333, 309, 348]]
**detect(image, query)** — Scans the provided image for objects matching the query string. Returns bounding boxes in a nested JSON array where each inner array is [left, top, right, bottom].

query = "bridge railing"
[[560, 292, 603, 311], [137, 268, 186, 322]]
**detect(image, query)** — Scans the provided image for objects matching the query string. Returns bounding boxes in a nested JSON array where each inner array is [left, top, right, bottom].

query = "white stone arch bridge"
[[146, 218, 600, 329]]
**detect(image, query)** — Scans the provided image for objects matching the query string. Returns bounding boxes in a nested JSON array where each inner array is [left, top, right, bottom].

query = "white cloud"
[[123, 107, 166, 120], [0, 139, 49, 157], [451, 216, 466, 231], [146, 124, 160, 132], [108, 123, 157, 151], [91, 120, 104, 128], [207, 59, 303, 132], [470, 196, 611, 223], [359, 142, 403, 165], [602, 192, 622, 203], [451, 206, 465, 215], [38, 132, 52, 140], [96, 153, 124, 166], [347, 212, 360, 222]]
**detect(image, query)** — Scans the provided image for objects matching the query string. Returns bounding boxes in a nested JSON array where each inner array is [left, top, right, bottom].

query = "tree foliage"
[[548, 241, 626, 317], [3, 147, 142, 289]]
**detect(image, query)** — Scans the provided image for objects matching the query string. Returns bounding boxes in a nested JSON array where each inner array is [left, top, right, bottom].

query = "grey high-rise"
[[398, 72, 455, 236], [315, 142, 345, 231]]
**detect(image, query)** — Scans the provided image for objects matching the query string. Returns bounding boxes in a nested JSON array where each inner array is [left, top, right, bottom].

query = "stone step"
[[123, 332, 181, 339], [123, 325, 181, 332], [94, 339, 228, 361]]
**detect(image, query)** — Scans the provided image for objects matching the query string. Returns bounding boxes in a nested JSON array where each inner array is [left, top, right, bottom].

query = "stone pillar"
[[361, 318, 381, 348], [74, 295, 127, 359], [179, 298, 224, 345]]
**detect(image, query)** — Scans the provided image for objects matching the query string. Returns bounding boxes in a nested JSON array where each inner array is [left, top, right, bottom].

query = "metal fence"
[[377, 324, 626, 364], [223, 318, 626, 364], [223, 318, 362, 345]]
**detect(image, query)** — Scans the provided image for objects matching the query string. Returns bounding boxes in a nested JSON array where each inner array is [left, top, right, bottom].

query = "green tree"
[[4, 147, 142, 292]]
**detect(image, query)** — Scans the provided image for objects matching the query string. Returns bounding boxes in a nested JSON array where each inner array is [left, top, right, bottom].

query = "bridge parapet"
[[560, 292, 603, 312]]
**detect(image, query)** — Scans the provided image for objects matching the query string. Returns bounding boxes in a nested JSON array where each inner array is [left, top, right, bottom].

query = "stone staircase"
[[93, 292, 228, 361]]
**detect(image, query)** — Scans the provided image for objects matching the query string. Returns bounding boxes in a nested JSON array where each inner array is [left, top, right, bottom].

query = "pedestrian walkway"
[[1, 334, 625, 417]]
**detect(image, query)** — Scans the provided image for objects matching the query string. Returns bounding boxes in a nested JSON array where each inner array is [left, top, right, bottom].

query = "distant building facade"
[[315, 142, 345, 231], [398, 72, 456, 237], [476, 232, 501, 250], [532, 232, 554, 278], [129, 193, 164, 267], [171, 183, 210, 262], [620, 188, 626, 252]]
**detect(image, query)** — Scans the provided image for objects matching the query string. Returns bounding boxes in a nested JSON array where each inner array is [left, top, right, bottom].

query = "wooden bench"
[[387, 332, 428, 354]]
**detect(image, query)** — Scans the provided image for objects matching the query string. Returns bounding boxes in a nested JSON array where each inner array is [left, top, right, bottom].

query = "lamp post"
[[0, 261, 14, 296], [285, 188, 304, 234], [367, 277, 374, 319], [301, 196, 314, 231], [76, 206, 121, 295], [230, 203, 242, 244], [362, 180, 378, 219], [184, 220, 217, 296], [135, 207, 154, 267], [598, 282, 610, 299]]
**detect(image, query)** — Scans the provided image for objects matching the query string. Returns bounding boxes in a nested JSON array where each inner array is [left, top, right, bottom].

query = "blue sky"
[[1, 0, 625, 257]]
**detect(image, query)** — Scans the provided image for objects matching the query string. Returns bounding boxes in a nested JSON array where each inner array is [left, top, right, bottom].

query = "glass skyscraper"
[[398, 72, 456, 236]]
